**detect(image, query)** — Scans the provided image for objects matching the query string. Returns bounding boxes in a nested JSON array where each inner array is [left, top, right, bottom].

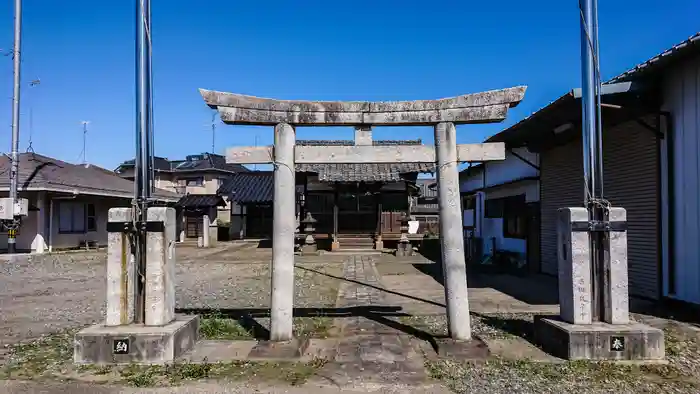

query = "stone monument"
[[534, 0, 664, 361], [201, 86, 526, 343], [73, 207, 199, 364], [534, 207, 664, 360]]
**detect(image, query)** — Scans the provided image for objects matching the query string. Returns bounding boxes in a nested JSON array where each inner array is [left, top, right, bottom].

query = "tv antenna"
[[210, 111, 216, 153], [80, 121, 90, 164]]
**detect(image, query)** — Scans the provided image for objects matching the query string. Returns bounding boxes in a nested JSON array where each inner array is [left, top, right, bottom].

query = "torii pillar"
[[201, 86, 526, 341]]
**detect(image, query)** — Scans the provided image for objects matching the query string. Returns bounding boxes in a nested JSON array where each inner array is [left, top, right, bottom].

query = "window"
[[502, 195, 527, 239], [86, 204, 96, 232], [59, 202, 93, 233], [484, 198, 504, 218], [462, 195, 476, 210], [185, 177, 204, 186]]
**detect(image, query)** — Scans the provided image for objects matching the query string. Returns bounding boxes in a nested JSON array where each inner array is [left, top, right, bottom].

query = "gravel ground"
[[0, 248, 344, 348]]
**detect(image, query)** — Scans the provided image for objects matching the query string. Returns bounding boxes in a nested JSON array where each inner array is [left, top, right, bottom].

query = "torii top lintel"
[[199, 86, 526, 127]]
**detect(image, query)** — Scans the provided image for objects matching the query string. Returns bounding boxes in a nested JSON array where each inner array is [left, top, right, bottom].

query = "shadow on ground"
[[415, 248, 700, 327], [176, 306, 448, 346]]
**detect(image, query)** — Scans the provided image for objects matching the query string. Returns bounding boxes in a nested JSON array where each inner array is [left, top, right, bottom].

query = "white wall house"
[[460, 147, 540, 268]]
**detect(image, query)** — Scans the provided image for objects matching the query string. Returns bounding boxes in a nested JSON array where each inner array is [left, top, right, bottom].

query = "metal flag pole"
[[133, 0, 153, 323], [7, 0, 23, 254], [578, 0, 608, 322]]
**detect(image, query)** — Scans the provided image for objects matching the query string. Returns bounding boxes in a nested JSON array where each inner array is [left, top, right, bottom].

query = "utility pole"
[[578, 0, 607, 322], [5, 0, 28, 254], [131, 0, 154, 324], [80, 121, 90, 164]]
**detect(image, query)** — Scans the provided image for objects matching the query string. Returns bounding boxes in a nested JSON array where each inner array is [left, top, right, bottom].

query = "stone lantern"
[[300, 212, 318, 255], [396, 211, 413, 257]]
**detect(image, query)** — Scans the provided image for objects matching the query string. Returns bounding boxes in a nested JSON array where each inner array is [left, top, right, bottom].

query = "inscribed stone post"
[[557, 207, 593, 324], [202, 214, 210, 248], [145, 207, 177, 326], [435, 122, 471, 340], [270, 122, 296, 341], [106, 208, 136, 326], [605, 207, 629, 324]]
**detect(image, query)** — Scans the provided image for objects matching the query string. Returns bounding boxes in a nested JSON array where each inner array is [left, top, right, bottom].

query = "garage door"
[[539, 116, 660, 299]]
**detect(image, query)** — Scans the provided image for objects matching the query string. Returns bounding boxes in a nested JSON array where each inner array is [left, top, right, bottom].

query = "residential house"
[[0, 153, 179, 252], [486, 33, 700, 304], [459, 148, 540, 270], [115, 152, 249, 238]]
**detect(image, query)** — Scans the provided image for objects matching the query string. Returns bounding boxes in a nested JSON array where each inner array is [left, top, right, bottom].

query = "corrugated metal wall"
[[604, 116, 660, 299], [662, 54, 700, 304], [540, 142, 582, 275], [540, 118, 660, 299]]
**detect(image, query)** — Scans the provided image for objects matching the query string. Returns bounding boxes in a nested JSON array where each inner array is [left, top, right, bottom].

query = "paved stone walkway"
[[316, 255, 427, 386]]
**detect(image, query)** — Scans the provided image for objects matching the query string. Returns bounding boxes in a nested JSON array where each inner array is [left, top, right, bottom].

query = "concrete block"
[[396, 242, 413, 257], [434, 338, 490, 360], [106, 208, 135, 326], [331, 241, 340, 251], [534, 316, 665, 361], [74, 315, 199, 365], [301, 244, 318, 256], [145, 207, 176, 326], [607, 207, 629, 324], [208, 224, 219, 247], [557, 207, 592, 324], [202, 215, 210, 248], [374, 240, 384, 250]]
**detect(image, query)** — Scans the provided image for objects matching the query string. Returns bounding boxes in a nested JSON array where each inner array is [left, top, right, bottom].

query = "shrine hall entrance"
[[336, 192, 377, 235]]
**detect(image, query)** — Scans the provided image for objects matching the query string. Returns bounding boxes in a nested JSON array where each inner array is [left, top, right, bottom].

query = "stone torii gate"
[[200, 87, 526, 341]]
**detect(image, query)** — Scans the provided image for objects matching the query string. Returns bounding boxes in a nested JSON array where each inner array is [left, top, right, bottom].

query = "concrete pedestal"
[[301, 244, 318, 255], [535, 207, 664, 361], [202, 215, 210, 248], [76, 207, 198, 364], [74, 315, 199, 365], [208, 223, 218, 247], [534, 316, 664, 361], [331, 241, 340, 251], [374, 240, 384, 250], [396, 242, 412, 257]]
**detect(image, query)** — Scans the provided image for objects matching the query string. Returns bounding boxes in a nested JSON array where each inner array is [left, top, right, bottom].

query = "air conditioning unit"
[[0, 197, 29, 220]]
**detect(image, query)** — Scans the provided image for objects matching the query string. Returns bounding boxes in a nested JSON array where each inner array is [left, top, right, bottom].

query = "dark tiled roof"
[[296, 163, 434, 182], [175, 194, 227, 208], [218, 172, 274, 204], [116, 153, 249, 174], [0, 153, 179, 201], [296, 139, 423, 146], [295, 139, 431, 182]]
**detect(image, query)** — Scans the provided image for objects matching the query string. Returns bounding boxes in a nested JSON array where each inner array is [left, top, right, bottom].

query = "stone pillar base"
[[301, 244, 318, 256], [534, 316, 665, 361], [209, 224, 218, 247], [374, 240, 384, 250], [396, 242, 413, 257], [74, 315, 199, 365], [331, 241, 340, 251]]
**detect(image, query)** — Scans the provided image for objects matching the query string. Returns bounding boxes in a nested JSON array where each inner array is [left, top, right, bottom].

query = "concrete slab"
[[74, 315, 199, 365], [181, 340, 257, 362], [433, 337, 490, 360], [534, 316, 665, 361], [248, 338, 309, 360], [483, 337, 562, 362]]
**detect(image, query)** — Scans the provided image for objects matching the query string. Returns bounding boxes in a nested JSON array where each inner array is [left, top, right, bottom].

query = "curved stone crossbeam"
[[200, 86, 526, 126]]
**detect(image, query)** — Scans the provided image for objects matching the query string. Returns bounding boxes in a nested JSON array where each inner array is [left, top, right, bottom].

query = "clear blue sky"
[[0, 0, 697, 170]]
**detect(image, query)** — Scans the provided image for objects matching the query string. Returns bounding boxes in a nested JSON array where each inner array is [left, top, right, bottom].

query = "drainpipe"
[[48, 193, 78, 253]]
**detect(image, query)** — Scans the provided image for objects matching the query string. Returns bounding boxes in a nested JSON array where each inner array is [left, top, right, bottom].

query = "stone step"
[[327, 249, 382, 255]]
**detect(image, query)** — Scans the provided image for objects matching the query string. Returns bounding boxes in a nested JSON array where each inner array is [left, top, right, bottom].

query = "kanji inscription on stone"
[[113, 338, 130, 354], [610, 336, 625, 352]]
